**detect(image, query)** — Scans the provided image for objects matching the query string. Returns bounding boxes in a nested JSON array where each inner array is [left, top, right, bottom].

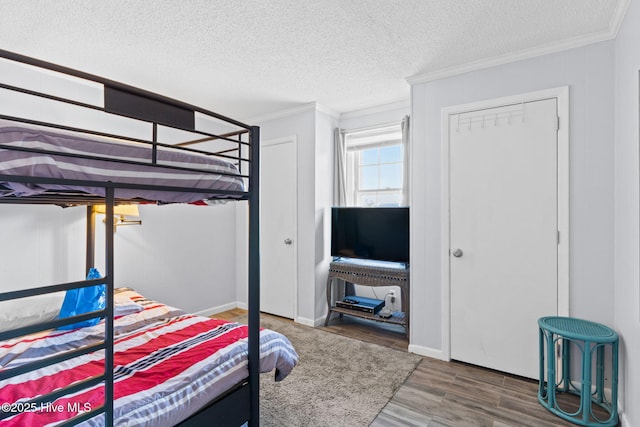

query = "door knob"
[[452, 248, 463, 258], [284, 238, 293, 245]]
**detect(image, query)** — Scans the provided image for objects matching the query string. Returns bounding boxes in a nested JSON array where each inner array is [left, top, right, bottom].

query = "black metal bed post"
[[247, 126, 260, 426], [104, 188, 115, 427], [86, 206, 95, 275]]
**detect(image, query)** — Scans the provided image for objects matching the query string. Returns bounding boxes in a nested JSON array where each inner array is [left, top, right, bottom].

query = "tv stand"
[[324, 258, 409, 337]]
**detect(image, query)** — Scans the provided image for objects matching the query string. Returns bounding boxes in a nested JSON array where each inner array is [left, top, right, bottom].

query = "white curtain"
[[334, 127, 347, 206], [401, 115, 410, 206]]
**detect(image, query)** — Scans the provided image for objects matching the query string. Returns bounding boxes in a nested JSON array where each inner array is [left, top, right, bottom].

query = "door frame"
[[260, 135, 299, 320], [440, 86, 570, 362]]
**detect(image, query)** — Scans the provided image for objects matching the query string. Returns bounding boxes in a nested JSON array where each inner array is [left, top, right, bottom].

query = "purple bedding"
[[0, 121, 246, 203]]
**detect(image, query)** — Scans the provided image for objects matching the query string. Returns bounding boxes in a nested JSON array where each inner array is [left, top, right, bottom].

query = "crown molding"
[[244, 102, 339, 124], [339, 99, 410, 121], [315, 102, 341, 119], [243, 102, 316, 124], [245, 99, 411, 125], [609, 0, 631, 36], [407, 0, 630, 86]]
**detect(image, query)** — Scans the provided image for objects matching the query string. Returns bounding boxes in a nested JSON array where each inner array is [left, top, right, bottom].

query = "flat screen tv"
[[331, 207, 409, 264]]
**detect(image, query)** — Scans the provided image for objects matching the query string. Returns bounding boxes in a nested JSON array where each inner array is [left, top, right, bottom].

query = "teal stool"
[[538, 316, 619, 426]]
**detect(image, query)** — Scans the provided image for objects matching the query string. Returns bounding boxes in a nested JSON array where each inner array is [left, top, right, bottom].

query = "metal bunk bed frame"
[[0, 49, 261, 427]]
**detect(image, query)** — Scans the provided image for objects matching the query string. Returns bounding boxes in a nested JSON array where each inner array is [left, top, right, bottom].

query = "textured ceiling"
[[0, 0, 627, 121]]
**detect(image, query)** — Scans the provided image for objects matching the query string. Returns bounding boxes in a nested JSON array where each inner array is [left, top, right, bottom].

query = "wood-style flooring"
[[371, 357, 613, 427], [217, 309, 618, 427], [324, 315, 618, 426]]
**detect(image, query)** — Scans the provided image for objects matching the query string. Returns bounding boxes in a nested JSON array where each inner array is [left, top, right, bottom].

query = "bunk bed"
[[0, 49, 295, 426]]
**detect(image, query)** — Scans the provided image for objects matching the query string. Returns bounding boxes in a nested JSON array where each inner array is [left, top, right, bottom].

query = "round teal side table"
[[538, 316, 619, 426]]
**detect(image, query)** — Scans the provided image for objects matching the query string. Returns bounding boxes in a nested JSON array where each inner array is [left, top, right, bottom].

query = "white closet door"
[[449, 98, 558, 379], [260, 137, 297, 319]]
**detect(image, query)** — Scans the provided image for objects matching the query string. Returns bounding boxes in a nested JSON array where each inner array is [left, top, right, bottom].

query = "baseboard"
[[408, 344, 443, 359], [192, 302, 240, 318], [295, 316, 323, 327], [196, 302, 324, 328], [560, 381, 619, 405], [619, 408, 629, 427]]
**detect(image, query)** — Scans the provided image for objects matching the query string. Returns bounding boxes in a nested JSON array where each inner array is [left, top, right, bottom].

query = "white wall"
[[80, 203, 239, 314], [0, 194, 238, 318], [315, 109, 338, 322], [0, 205, 66, 290], [614, 1, 640, 425], [410, 41, 616, 356], [62, 206, 90, 282]]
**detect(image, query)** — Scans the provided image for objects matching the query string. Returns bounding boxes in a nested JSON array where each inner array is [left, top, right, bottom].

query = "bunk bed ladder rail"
[[102, 188, 116, 427], [247, 126, 260, 427]]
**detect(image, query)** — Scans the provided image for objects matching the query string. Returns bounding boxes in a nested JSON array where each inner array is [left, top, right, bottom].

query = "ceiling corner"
[[608, 0, 631, 37]]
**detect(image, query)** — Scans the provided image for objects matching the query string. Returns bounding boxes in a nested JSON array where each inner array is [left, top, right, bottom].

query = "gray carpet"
[[257, 315, 423, 427]]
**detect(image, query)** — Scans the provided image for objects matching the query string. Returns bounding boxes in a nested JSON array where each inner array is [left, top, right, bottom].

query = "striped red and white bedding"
[[0, 121, 246, 204], [0, 289, 298, 426]]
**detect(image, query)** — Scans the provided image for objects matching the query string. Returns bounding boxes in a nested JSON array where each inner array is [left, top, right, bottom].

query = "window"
[[344, 125, 404, 207]]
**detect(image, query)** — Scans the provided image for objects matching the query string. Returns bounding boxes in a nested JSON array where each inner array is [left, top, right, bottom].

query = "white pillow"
[[0, 292, 65, 333], [114, 288, 144, 316], [114, 300, 144, 316], [0, 289, 145, 334]]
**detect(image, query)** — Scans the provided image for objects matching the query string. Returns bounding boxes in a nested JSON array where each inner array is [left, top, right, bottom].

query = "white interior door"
[[449, 98, 559, 379], [260, 137, 297, 319]]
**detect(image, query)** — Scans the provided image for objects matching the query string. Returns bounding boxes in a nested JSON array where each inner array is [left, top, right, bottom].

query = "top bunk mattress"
[[0, 121, 247, 204]]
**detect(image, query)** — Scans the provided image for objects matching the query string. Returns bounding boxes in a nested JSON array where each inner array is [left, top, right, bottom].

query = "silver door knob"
[[452, 248, 463, 257], [284, 238, 293, 245]]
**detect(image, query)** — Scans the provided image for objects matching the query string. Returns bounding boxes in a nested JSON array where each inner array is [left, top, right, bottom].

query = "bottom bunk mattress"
[[0, 288, 298, 426]]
